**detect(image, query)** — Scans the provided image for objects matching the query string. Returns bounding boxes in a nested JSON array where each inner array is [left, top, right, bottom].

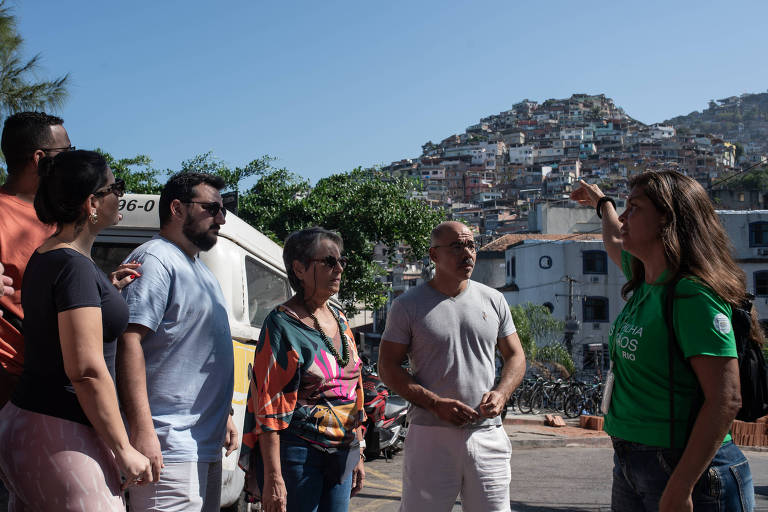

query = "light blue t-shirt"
[[122, 236, 234, 463]]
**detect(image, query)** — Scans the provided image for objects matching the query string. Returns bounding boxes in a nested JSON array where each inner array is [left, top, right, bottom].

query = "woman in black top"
[[0, 150, 151, 510]]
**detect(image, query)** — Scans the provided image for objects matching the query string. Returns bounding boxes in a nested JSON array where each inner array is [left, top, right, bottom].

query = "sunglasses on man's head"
[[93, 178, 125, 198], [183, 201, 227, 218], [311, 255, 349, 269]]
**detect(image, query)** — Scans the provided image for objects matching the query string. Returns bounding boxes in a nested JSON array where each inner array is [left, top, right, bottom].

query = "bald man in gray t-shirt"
[[379, 221, 526, 512]]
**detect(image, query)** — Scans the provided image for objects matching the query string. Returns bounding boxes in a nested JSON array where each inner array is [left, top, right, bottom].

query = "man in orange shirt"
[[0, 112, 71, 406]]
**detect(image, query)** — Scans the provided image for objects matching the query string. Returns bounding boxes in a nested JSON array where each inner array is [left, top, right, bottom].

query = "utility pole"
[[562, 275, 580, 355]]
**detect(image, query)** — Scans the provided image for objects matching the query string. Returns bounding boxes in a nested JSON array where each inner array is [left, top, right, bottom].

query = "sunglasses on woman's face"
[[311, 255, 349, 269], [93, 178, 125, 198]]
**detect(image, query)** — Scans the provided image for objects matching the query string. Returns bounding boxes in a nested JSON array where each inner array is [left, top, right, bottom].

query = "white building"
[[560, 128, 584, 141], [717, 210, 768, 323], [508, 145, 535, 165], [502, 237, 619, 371], [649, 124, 675, 139], [534, 146, 565, 163]]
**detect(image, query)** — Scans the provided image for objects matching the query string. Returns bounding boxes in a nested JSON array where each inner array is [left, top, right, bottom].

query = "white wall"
[[503, 239, 626, 368], [717, 210, 768, 321]]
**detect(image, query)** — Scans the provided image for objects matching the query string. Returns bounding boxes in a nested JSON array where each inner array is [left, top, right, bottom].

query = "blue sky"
[[12, 0, 768, 184]]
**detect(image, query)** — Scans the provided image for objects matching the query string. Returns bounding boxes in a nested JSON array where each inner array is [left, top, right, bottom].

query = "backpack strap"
[[664, 275, 691, 448], [664, 277, 714, 448], [664, 278, 681, 449]]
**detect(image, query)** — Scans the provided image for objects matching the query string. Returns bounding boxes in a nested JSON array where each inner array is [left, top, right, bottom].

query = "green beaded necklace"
[[307, 303, 349, 367]]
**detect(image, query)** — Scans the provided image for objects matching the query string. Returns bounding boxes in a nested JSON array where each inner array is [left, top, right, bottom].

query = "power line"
[[513, 279, 574, 292], [491, 160, 766, 253], [708, 159, 767, 190]]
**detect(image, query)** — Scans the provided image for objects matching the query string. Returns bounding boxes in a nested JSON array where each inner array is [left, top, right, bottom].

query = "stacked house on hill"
[[365, 94, 767, 372], [381, 93, 744, 238]]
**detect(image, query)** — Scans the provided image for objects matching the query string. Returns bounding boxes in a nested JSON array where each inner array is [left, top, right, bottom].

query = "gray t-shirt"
[[122, 236, 234, 463], [382, 280, 516, 428]]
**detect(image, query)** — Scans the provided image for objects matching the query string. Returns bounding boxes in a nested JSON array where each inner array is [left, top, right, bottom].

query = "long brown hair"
[[621, 170, 764, 344]]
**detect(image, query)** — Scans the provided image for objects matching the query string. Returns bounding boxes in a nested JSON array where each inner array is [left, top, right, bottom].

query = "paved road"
[[351, 447, 768, 511], [1, 446, 765, 510]]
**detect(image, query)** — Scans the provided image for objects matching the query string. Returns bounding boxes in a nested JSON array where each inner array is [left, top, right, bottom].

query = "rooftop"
[[479, 233, 603, 252]]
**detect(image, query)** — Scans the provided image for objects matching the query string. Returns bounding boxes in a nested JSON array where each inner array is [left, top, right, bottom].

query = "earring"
[[89, 211, 98, 224]]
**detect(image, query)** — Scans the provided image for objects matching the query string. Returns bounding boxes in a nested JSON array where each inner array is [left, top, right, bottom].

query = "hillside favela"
[[363, 92, 768, 376]]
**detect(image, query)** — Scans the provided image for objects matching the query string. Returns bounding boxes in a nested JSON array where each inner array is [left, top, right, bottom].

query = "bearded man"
[[117, 172, 238, 511]]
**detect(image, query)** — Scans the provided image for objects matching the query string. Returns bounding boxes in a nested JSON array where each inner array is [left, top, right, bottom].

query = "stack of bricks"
[[579, 415, 604, 431], [731, 417, 768, 447], [544, 414, 567, 427]]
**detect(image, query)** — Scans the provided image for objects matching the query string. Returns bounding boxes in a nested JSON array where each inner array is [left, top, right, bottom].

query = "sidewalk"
[[504, 412, 609, 449], [504, 412, 768, 453]]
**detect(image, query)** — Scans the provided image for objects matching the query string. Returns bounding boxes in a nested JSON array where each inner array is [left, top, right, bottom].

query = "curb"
[[503, 415, 582, 426], [504, 415, 768, 452], [509, 435, 613, 449]]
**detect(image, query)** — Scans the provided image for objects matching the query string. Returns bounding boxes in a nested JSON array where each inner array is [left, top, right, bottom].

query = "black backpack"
[[664, 280, 768, 448], [730, 301, 768, 422]]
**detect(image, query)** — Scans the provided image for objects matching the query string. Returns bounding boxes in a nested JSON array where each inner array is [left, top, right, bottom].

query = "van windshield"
[[92, 242, 141, 276]]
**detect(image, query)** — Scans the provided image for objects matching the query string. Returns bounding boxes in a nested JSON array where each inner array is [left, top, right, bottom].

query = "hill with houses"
[[379, 92, 768, 239]]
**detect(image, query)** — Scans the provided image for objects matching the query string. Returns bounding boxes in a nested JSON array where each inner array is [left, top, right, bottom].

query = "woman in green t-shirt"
[[572, 170, 759, 511]]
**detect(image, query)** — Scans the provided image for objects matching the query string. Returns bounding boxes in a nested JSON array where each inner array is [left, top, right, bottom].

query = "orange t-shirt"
[[0, 188, 55, 375]]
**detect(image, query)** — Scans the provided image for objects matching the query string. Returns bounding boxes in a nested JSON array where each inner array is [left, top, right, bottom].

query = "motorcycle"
[[360, 361, 409, 460]]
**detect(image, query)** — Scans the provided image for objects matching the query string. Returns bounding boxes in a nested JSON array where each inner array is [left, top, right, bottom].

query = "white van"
[[94, 193, 290, 509]]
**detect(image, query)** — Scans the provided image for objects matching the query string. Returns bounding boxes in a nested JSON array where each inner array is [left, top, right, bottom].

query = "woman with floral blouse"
[[241, 227, 365, 512]]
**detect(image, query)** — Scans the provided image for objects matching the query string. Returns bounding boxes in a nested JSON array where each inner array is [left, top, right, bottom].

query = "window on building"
[[583, 296, 609, 323], [509, 256, 516, 278], [749, 222, 768, 247], [755, 271, 768, 297], [583, 250, 607, 274]]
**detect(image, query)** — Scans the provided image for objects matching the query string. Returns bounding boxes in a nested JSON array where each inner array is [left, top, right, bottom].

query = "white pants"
[[128, 460, 222, 512], [400, 424, 512, 512]]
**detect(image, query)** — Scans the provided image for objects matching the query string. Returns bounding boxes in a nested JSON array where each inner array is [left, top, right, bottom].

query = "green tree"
[[98, 149, 164, 194], [239, 167, 445, 313], [734, 142, 744, 162], [0, 1, 68, 116], [238, 166, 311, 243], [719, 166, 768, 191], [179, 151, 274, 194], [509, 302, 573, 373], [509, 304, 535, 359]]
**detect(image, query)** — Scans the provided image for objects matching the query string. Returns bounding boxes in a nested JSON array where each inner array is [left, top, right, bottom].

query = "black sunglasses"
[[311, 255, 349, 269], [39, 145, 76, 153], [93, 178, 125, 198], [184, 201, 227, 218]]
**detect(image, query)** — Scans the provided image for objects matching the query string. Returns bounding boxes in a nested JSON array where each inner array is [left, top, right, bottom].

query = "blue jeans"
[[611, 438, 754, 511], [256, 433, 354, 512]]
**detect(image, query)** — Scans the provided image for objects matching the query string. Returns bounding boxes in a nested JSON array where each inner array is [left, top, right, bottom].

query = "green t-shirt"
[[604, 251, 737, 448]]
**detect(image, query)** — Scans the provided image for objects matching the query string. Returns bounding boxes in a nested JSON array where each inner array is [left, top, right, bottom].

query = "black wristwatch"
[[596, 196, 616, 219]]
